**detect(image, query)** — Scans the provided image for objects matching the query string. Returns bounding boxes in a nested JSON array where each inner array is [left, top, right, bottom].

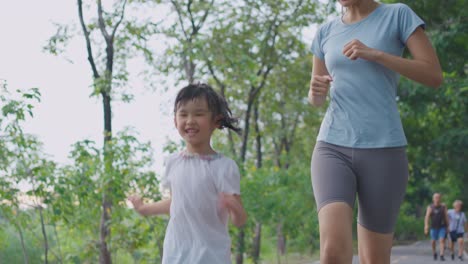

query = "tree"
[[162, 0, 218, 83], [160, 0, 322, 262], [0, 84, 58, 263], [201, 1, 320, 262], [44, 1, 159, 262]]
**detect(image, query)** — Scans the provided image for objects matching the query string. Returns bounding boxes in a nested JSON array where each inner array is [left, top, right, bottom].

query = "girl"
[[128, 83, 247, 264], [308, 0, 442, 263], [448, 200, 466, 261]]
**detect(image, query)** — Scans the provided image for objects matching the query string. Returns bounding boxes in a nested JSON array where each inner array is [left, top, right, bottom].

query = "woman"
[[448, 200, 466, 261], [308, 0, 442, 263]]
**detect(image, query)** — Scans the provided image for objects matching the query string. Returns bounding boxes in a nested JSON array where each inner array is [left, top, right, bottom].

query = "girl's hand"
[[128, 195, 144, 212], [310, 75, 333, 97], [219, 193, 247, 227], [343, 39, 381, 61], [219, 193, 243, 213]]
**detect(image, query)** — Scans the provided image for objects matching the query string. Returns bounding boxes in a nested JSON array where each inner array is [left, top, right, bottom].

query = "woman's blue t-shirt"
[[311, 3, 425, 148]]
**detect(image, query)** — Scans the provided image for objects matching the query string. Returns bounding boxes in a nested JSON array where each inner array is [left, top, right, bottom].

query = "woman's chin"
[[339, 0, 356, 7]]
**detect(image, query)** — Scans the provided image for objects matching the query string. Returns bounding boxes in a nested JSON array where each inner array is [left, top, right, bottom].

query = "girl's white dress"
[[161, 151, 241, 264]]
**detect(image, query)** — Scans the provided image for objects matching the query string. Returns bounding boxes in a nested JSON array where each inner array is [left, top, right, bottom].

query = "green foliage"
[[0, 85, 166, 262], [394, 203, 425, 241], [384, 0, 468, 75], [384, 0, 468, 240], [43, 0, 159, 99], [0, 216, 42, 264]]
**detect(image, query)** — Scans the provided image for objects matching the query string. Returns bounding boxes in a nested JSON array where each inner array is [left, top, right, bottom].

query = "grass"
[[236, 231, 318, 264]]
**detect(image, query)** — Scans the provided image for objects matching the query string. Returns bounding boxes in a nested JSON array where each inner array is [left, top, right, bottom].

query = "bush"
[[394, 211, 425, 241], [0, 222, 42, 264]]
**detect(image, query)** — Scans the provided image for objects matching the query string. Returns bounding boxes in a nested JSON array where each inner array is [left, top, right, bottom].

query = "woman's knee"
[[321, 240, 352, 263], [357, 225, 393, 264], [318, 203, 354, 263]]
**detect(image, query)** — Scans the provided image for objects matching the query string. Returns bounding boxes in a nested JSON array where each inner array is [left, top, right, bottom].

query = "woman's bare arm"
[[374, 27, 443, 88], [308, 56, 332, 107], [344, 27, 443, 88]]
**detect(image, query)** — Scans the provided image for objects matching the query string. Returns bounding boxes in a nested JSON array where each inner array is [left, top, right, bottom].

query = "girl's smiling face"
[[174, 97, 219, 152]]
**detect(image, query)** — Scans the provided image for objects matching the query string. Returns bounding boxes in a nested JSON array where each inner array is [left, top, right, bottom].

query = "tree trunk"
[[240, 92, 255, 163], [254, 102, 262, 168], [99, 92, 113, 264], [53, 224, 64, 264], [277, 222, 285, 256], [235, 91, 256, 264], [236, 228, 245, 264], [77, 1, 129, 262], [184, 55, 196, 84], [38, 206, 49, 264], [251, 102, 262, 264], [16, 223, 29, 264], [252, 222, 262, 264]]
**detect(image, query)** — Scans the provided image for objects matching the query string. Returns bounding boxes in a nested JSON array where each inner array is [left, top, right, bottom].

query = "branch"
[[171, 0, 189, 40], [194, 0, 215, 34], [203, 52, 237, 157], [97, 0, 111, 43], [255, 14, 280, 79], [288, 0, 304, 21], [287, 112, 300, 149], [251, 64, 273, 99], [250, 17, 281, 98], [187, 0, 197, 34], [22, 214, 63, 262], [255, 0, 302, 76], [111, 0, 128, 40], [227, 130, 237, 157], [77, 0, 100, 79], [272, 137, 282, 167], [204, 54, 224, 88], [255, 15, 277, 77]]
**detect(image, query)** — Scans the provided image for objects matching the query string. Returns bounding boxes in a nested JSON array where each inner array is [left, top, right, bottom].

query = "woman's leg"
[[311, 142, 356, 264], [357, 225, 393, 264], [354, 147, 409, 264], [318, 202, 354, 264]]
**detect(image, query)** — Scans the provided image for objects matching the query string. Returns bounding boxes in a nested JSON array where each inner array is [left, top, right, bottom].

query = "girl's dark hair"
[[174, 83, 241, 134]]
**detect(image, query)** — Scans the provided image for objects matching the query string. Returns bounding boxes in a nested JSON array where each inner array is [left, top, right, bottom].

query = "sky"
[[0, 0, 179, 173], [0, 1, 320, 177]]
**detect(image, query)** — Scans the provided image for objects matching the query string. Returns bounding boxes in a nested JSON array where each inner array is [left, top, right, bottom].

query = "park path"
[[312, 240, 467, 264]]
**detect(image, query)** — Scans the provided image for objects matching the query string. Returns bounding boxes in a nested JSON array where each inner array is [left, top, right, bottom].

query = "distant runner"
[[448, 200, 466, 261], [425, 193, 449, 261]]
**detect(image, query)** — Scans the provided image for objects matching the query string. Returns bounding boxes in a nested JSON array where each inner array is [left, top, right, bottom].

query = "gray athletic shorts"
[[311, 141, 409, 234]]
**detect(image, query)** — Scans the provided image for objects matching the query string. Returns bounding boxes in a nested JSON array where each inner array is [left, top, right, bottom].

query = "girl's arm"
[[137, 199, 171, 216], [128, 195, 171, 216], [221, 193, 247, 227], [308, 56, 332, 107], [343, 27, 443, 88]]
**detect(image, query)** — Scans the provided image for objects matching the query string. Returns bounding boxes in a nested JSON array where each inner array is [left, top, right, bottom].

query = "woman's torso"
[[312, 4, 424, 148]]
